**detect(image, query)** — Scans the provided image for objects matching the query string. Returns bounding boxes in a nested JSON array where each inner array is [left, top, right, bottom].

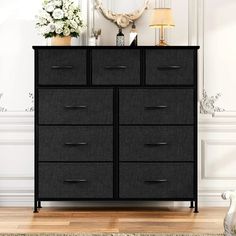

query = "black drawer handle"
[[144, 179, 168, 183], [104, 65, 127, 70], [145, 142, 168, 147], [157, 65, 181, 70], [64, 179, 87, 183], [51, 65, 73, 69], [64, 142, 88, 146], [144, 105, 168, 110], [64, 105, 87, 110]]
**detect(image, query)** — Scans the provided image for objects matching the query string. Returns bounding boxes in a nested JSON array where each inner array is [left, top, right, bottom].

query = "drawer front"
[[119, 163, 194, 199], [146, 49, 195, 85], [39, 126, 113, 162], [38, 89, 113, 124], [92, 49, 140, 85], [119, 89, 194, 124], [38, 163, 113, 199], [38, 49, 87, 85], [120, 126, 193, 162]]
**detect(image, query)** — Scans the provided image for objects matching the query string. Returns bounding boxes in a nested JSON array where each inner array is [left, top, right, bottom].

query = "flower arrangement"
[[36, 0, 84, 38]]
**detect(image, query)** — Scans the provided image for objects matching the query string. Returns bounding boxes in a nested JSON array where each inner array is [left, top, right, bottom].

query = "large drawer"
[[120, 126, 194, 162], [38, 49, 87, 85], [119, 89, 194, 124], [92, 49, 140, 85], [38, 89, 113, 124], [39, 126, 113, 162], [119, 163, 194, 199], [38, 163, 113, 199], [146, 49, 195, 85]]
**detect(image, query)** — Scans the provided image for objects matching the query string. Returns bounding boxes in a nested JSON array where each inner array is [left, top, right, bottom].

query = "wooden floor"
[[0, 207, 226, 233]]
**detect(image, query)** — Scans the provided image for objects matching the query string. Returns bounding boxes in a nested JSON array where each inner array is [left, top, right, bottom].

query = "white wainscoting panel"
[[0, 112, 34, 206], [198, 115, 236, 206], [202, 140, 236, 179]]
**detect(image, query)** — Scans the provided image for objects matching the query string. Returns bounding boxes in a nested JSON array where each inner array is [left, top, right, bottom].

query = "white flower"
[[36, 0, 84, 37], [75, 26, 81, 34], [55, 20, 64, 29], [68, 3, 76, 12], [52, 8, 64, 19], [39, 10, 51, 20], [45, 3, 55, 12], [36, 17, 47, 26], [48, 23, 56, 32], [63, 27, 70, 36], [54, 0, 62, 7], [67, 10, 74, 20], [40, 25, 50, 35], [69, 20, 77, 29], [56, 27, 63, 34]]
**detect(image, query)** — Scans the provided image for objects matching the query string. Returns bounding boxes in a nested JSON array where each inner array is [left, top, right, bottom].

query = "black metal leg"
[[33, 199, 38, 213], [194, 200, 199, 213], [37, 201, 42, 208], [190, 201, 194, 208]]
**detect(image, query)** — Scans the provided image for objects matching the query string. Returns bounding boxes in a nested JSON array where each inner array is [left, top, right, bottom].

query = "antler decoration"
[[95, 0, 149, 28]]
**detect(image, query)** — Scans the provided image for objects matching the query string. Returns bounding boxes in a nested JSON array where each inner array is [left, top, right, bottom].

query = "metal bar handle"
[[144, 105, 168, 110], [157, 65, 181, 70], [145, 142, 168, 147], [51, 65, 73, 69], [64, 179, 87, 183], [64, 142, 88, 146], [64, 105, 87, 110], [104, 65, 127, 70], [144, 179, 168, 183]]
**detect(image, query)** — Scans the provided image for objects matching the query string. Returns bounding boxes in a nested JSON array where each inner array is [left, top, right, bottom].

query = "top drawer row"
[[37, 49, 196, 86]]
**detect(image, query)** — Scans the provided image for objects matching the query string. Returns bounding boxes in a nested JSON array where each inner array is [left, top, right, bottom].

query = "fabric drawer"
[[119, 163, 194, 199], [38, 163, 113, 199], [92, 49, 140, 85], [119, 89, 194, 124], [38, 49, 86, 85], [146, 49, 195, 85], [119, 126, 194, 162], [38, 89, 113, 124], [39, 126, 113, 162]]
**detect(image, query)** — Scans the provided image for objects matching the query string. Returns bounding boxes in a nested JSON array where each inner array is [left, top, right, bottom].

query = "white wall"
[[1, 0, 236, 207]]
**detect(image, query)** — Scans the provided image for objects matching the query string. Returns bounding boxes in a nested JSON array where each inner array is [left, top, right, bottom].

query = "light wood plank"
[[0, 207, 226, 233]]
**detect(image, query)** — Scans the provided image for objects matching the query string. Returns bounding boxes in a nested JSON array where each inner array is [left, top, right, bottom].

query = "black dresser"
[[33, 46, 199, 213]]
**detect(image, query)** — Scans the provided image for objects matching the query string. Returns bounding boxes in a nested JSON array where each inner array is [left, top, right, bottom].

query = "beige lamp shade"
[[149, 8, 175, 28]]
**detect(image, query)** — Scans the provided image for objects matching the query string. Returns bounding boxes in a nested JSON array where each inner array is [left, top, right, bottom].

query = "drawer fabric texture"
[[146, 49, 195, 85], [38, 163, 113, 199], [119, 163, 194, 199], [38, 89, 113, 124], [38, 49, 87, 85], [39, 126, 113, 162], [92, 49, 140, 85], [119, 89, 194, 124], [33, 46, 199, 213], [119, 126, 194, 162]]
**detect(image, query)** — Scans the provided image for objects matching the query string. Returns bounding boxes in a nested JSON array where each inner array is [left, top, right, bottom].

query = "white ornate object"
[[200, 89, 225, 115], [25, 93, 34, 112], [222, 191, 236, 236], [0, 93, 7, 112], [95, 0, 149, 28]]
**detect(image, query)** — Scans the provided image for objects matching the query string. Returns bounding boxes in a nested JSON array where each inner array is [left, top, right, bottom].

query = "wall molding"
[[201, 139, 236, 180]]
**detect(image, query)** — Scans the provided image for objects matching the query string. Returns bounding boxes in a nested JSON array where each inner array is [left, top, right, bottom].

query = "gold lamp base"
[[156, 39, 169, 46]]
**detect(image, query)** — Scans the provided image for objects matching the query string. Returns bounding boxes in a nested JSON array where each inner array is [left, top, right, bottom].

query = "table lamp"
[[149, 8, 175, 46]]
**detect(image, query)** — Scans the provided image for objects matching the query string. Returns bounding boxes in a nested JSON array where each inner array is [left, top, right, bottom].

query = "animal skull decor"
[[95, 0, 149, 28]]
